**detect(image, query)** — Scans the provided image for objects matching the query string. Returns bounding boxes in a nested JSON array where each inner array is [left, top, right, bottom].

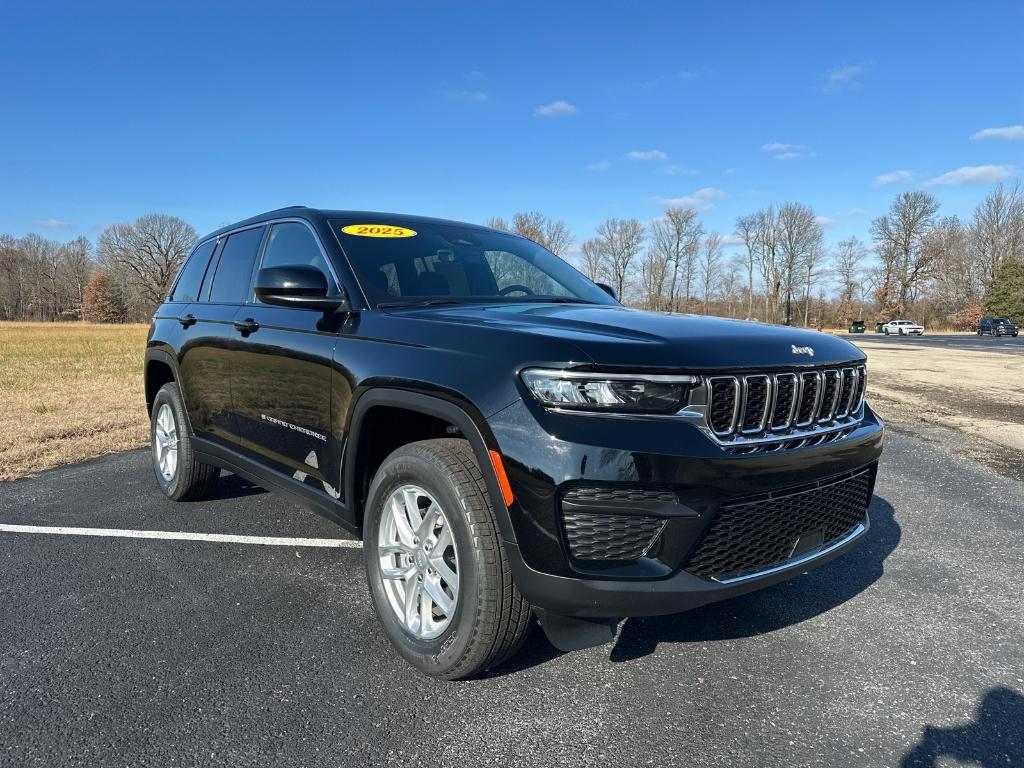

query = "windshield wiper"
[[377, 299, 466, 309], [517, 296, 595, 304]]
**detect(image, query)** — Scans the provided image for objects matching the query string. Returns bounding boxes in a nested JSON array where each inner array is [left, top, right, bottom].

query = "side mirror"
[[255, 265, 349, 311], [595, 282, 618, 301]]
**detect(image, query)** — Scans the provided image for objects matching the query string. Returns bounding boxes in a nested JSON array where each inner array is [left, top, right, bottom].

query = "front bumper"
[[487, 398, 884, 618]]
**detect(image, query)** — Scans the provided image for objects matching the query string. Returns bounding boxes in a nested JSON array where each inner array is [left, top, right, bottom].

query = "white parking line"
[[0, 523, 363, 548]]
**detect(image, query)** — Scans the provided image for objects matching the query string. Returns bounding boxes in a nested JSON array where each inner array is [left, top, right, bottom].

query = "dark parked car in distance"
[[145, 206, 885, 678], [848, 319, 866, 333], [977, 316, 1019, 337]]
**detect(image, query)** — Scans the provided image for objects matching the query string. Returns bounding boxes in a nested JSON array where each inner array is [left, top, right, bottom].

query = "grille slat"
[[705, 364, 866, 449], [740, 376, 771, 433], [708, 377, 740, 435], [683, 470, 872, 580], [796, 372, 821, 426], [770, 374, 798, 429]]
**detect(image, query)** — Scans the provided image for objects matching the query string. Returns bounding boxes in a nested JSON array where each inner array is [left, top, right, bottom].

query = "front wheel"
[[150, 383, 220, 501], [364, 439, 531, 679], [884, 328, 890, 335]]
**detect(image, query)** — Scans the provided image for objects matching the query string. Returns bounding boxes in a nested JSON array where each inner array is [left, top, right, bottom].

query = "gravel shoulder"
[[854, 338, 1024, 482]]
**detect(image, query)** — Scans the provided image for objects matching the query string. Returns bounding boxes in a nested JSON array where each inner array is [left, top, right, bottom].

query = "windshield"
[[331, 219, 616, 307]]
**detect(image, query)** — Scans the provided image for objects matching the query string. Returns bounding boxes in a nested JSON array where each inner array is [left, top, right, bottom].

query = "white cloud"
[[463, 70, 486, 81], [816, 215, 836, 228], [761, 142, 813, 160], [627, 149, 670, 162], [33, 218, 71, 229], [723, 168, 738, 175], [586, 160, 611, 172], [924, 165, 1015, 187], [824, 63, 867, 93], [677, 69, 699, 80], [534, 100, 578, 118], [445, 90, 489, 103], [970, 125, 1024, 140], [720, 233, 746, 246], [657, 187, 725, 212], [873, 170, 913, 187]]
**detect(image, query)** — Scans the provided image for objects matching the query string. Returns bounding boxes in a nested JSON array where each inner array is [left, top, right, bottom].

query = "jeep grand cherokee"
[[145, 207, 884, 679]]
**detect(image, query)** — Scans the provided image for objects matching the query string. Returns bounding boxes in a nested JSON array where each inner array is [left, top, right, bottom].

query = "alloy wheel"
[[153, 403, 179, 481], [377, 485, 460, 640]]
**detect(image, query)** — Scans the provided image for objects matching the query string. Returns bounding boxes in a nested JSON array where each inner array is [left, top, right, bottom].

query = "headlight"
[[520, 368, 696, 414]]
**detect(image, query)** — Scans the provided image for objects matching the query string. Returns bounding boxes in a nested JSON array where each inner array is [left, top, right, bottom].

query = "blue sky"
[[2, 0, 1022, 260]]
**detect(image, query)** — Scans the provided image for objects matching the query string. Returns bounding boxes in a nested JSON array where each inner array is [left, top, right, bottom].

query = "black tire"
[[150, 382, 220, 501], [363, 438, 531, 680]]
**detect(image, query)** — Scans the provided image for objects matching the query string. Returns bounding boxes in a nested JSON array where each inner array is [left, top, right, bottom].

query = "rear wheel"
[[364, 439, 531, 679], [151, 383, 220, 501]]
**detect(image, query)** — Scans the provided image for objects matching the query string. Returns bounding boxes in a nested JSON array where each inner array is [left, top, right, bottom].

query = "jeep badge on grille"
[[791, 345, 815, 356]]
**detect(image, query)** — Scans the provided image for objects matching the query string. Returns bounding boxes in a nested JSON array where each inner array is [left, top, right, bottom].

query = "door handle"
[[233, 317, 259, 334], [177, 313, 197, 328]]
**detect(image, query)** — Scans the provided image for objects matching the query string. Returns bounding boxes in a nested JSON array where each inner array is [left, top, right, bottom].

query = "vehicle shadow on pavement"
[[607, 495, 901, 663], [900, 687, 1024, 767], [207, 473, 267, 501]]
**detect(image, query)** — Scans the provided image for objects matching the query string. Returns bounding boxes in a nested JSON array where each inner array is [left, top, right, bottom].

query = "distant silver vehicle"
[[881, 320, 924, 336]]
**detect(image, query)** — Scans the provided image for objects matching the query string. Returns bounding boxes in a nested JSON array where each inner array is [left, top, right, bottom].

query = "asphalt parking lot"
[[848, 332, 1024, 355], [2, 431, 1023, 768]]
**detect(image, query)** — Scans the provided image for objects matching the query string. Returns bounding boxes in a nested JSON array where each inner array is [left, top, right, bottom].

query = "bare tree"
[[776, 202, 822, 325], [579, 238, 606, 283], [595, 218, 645, 301], [487, 212, 574, 255], [97, 214, 196, 320], [59, 236, 94, 318], [639, 247, 670, 310], [870, 191, 940, 317], [649, 206, 703, 312], [699, 232, 724, 314], [970, 182, 1024, 285], [833, 236, 867, 326], [924, 216, 980, 317], [752, 206, 782, 322], [734, 213, 759, 319]]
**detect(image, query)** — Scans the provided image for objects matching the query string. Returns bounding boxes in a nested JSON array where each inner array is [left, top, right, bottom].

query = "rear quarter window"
[[169, 240, 217, 303]]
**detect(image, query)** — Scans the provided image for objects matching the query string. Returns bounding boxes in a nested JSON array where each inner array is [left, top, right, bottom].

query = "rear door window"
[[208, 226, 266, 304], [170, 239, 217, 302]]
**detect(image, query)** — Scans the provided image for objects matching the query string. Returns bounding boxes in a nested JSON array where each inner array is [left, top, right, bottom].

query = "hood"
[[392, 303, 866, 370]]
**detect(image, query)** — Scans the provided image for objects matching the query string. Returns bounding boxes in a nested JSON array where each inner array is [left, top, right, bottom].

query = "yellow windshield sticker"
[[340, 224, 417, 238]]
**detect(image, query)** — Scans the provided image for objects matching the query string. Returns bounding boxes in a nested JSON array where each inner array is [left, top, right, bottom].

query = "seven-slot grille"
[[706, 365, 865, 442]]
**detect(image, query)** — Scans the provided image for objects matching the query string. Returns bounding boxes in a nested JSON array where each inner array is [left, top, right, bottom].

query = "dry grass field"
[[0, 322, 150, 481], [1, 322, 1020, 483]]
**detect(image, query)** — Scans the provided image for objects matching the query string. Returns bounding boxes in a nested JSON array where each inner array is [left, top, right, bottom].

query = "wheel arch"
[[144, 349, 180, 415], [344, 388, 517, 545]]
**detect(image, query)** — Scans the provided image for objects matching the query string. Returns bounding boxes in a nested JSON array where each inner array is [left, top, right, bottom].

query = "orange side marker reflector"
[[488, 450, 515, 507]]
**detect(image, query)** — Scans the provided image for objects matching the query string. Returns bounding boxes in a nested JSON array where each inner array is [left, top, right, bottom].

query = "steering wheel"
[[498, 284, 535, 297]]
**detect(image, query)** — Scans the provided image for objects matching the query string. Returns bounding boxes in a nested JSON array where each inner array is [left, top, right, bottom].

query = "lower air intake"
[[683, 469, 872, 581]]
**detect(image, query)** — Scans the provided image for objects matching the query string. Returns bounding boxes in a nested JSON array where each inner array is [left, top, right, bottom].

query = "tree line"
[[0, 214, 196, 323], [494, 182, 1024, 328], [2, 183, 1022, 326]]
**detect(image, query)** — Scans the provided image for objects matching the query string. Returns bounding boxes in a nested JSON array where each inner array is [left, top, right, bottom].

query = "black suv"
[[146, 207, 884, 678], [977, 316, 1019, 337]]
